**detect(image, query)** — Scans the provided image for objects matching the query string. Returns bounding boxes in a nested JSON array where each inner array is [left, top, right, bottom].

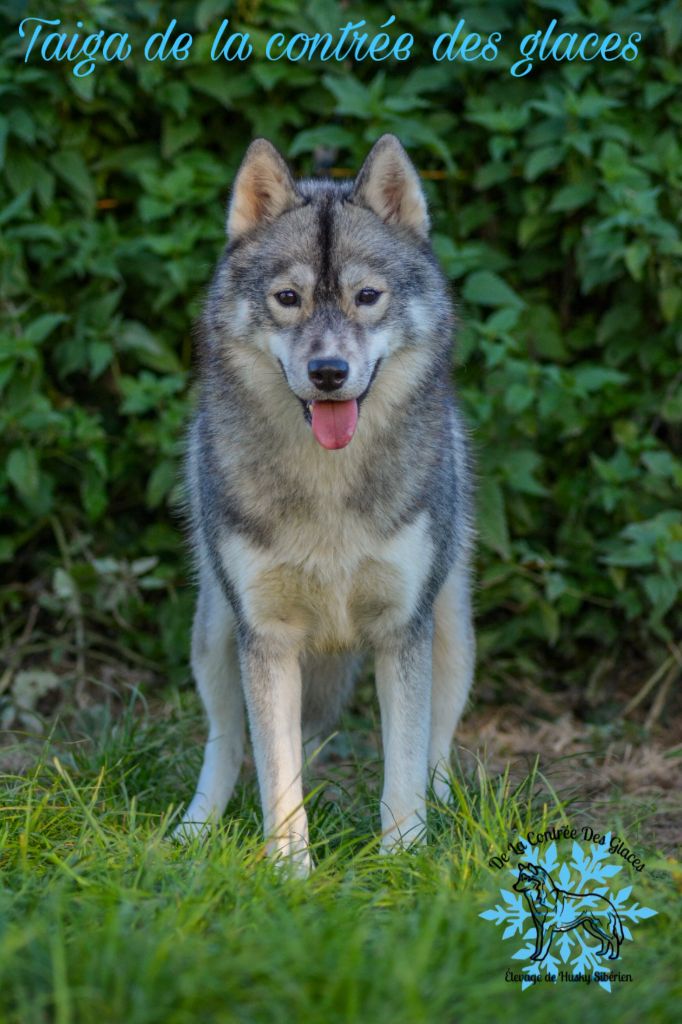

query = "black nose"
[[307, 358, 349, 392]]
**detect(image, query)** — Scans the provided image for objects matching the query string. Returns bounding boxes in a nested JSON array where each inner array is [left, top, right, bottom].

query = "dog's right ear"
[[352, 134, 430, 237], [227, 139, 302, 240]]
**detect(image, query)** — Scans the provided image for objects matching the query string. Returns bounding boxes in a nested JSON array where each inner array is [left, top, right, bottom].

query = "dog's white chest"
[[220, 510, 433, 649]]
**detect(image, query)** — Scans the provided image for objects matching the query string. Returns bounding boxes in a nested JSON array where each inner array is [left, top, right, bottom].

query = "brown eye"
[[275, 289, 300, 307], [356, 288, 381, 306]]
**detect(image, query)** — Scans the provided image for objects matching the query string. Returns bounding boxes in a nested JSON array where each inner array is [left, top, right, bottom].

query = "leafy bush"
[[1, 0, 680, 696]]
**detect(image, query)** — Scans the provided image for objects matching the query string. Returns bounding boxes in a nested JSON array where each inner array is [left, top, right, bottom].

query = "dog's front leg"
[[530, 921, 545, 960], [239, 637, 310, 874], [535, 924, 554, 961], [375, 620, 433, 851]]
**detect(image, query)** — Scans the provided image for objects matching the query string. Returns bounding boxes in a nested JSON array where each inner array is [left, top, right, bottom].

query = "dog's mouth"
[[300, 398, 358, 450], [298, 360, 381, 452]]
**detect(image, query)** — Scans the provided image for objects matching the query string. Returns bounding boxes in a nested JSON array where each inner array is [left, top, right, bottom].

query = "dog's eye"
[[275, 289, 300, 307], [356, 288, 382, 306]]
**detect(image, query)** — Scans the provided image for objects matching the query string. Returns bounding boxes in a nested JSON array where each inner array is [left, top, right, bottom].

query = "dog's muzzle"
[[299, 359, 382, 445]]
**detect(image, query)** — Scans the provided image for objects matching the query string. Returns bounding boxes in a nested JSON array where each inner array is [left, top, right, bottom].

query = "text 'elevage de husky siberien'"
[[175, 135, 475, 874]]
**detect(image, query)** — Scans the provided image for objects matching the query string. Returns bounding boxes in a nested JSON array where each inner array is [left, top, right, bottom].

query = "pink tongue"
[[311, 399, 358, 450]]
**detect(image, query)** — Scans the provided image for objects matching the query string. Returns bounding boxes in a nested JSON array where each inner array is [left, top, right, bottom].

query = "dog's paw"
[[271, 847, 313, 878], [379, 820, 427, 855], [266, 831, 313, 878], [171, 799, 221, 845], [171, 817, 212, 845], [428, 768, 454, 806]]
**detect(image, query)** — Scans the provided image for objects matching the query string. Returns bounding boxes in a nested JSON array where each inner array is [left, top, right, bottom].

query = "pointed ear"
[[227, 139, 302, 240], [352, 134, 429, 237]]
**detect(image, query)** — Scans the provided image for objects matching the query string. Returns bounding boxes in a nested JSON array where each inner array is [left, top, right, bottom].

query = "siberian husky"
[[176, 135, 475, 872]]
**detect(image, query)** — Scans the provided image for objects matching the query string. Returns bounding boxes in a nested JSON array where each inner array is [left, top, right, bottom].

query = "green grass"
[[0, 694, 679, 1024]]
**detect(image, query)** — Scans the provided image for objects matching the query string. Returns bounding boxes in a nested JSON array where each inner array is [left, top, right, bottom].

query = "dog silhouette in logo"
[[513, 862, 625, 962]]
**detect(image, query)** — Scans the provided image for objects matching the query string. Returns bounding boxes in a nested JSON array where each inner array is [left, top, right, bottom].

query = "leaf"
[[642, 576, 678, 618], [0, 114, 7, 169], [661, 392, 682, 424], [50, 150, 96, 211], [549, 183, 595, 212], [0, 189, 31, 226], [80, 465, 107, 522], [162, 119, 202, 159], [504, 383, 534, 415], [539, 601, 559, 645], [322, 75, 373, 118], [88, 341, 113, 379], [0, 537, 14, 562], [477, 478, 510, 559], [195, 0, 230, 31], [624, 241, 650, 281], [24, 313, 68, 345], [524, 145, 563, 182], [146, 460, 177, 509], [118, 322, 183, 373], [186, 67, 255, 107], [462, 271, 524, 309], [572, 366, 627, 392], [659, 287, 681, 323], [289, 126, 356, 157], [467, 107, 529, 132], [503, 450, 547, 497], [6, 447, 40, 501]]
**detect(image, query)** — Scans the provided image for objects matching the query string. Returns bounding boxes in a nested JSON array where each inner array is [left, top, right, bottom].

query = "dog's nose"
[[307, 358, 349, 392]]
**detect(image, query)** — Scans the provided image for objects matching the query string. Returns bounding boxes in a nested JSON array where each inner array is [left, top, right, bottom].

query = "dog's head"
[[513, 862, 542, 893], [209, 135, 451, 450]]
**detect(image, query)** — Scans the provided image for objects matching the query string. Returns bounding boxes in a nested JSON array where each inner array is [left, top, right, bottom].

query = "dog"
[[513, 862, 625, 961], [175, 134, 475, 873]]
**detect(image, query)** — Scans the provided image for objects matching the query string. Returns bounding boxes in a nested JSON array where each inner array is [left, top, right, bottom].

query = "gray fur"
[[175, 135, 475, 869]]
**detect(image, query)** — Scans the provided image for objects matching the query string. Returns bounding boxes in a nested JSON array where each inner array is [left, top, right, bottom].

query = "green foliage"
[[1, 0, 680, 688]]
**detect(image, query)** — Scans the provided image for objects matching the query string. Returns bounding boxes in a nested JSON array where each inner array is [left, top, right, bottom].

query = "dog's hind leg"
[[428, 563, 475, 803], [610, 912, 624, 959], [376, 622, 433, 851], [581, 925, 606, 954], [583, 919, 612, 956], [175, 571, 245, 841], [301, 653, 360, 760]]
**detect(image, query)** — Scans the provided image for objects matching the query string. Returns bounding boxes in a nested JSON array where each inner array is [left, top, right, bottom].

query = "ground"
[[0, 669, 680, 1023]]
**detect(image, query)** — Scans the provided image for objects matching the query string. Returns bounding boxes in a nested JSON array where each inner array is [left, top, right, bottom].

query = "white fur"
[[219, 510, 434, 650]]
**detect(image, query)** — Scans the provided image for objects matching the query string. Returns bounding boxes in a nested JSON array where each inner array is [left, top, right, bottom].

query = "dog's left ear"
[[352, 134, 429, 238]]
